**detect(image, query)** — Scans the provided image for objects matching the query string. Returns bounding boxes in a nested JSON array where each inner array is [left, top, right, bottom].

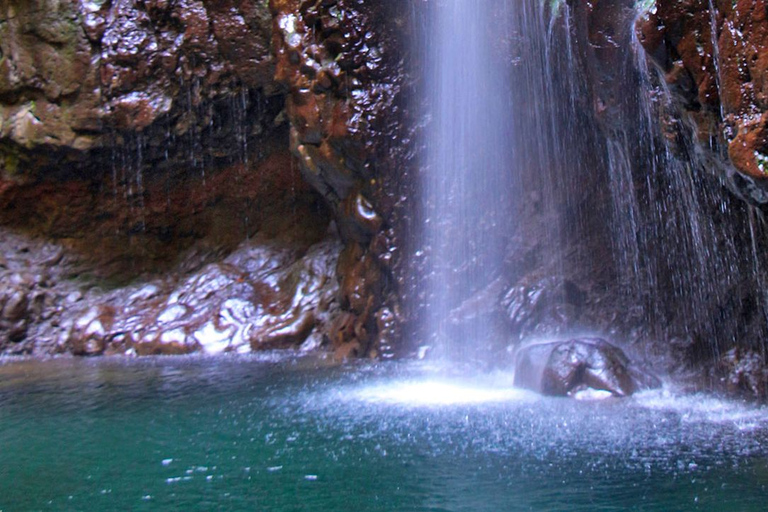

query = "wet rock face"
[[0, 226, 341, 356], [0, 0, 343, 357], [63, 237, 340, 357], [0, 271, 45, 348], [503, 277, 587, 341], [638, 0, 768, 200], [0, 133, 330, 276], [0, 0, 334, 282], [0, 232, 65, 354], [0, 0, 274, 157], [514, 338, 661, 398], [0, 0, 306, 274], [270, 0, 418, 359]]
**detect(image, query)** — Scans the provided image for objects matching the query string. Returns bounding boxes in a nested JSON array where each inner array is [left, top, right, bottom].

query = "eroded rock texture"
[[0, 227, 340, 356], [64, 236, 340, 357], [0, 0, 339, 356], [0, 0, 301, 269], [638, 0, 768, 202], [270, 0, 419, 359], [0, 0, 274, 154]]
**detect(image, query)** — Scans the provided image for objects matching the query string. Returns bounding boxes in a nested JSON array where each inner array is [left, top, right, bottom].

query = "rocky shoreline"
[[0, 220, 340, 357]]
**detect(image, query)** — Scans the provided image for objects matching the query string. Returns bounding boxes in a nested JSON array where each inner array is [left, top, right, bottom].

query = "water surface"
[[1, 356, 767, 511]]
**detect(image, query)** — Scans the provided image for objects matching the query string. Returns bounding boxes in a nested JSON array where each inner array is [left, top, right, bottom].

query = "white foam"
[[353, 379, 538, 406], [634, 388, 768, 430]]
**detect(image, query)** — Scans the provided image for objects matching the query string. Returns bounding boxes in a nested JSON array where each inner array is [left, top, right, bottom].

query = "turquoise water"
[[1, 356, 767, 511]]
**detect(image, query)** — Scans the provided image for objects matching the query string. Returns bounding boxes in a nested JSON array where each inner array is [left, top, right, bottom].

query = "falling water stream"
[[423, 0, 513, 360]]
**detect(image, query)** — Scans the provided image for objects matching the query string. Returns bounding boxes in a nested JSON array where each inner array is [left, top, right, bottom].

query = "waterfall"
[[420, 0, 768, 367], [422, 1, 514, 361], [420, 0, 599, 362], [596, 3, 768, 358]]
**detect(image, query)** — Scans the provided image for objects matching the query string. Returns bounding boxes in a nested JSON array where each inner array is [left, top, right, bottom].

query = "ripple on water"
[[1, 358, 768, 512], [634, 388, 768, 431]]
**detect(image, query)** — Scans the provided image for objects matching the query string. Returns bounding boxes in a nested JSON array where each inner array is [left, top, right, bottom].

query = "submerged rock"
[[514, 338, 660, 398]]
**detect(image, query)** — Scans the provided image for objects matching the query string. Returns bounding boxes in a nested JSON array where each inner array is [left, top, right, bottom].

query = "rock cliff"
[[639, 0, 768, 203], [270, 0, 419, 359], [0, 0, 337, 356]]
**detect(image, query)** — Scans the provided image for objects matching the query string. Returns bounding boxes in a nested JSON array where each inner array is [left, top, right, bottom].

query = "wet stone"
[[514, 338, 661, 398], [52, 236, 342, 357], [133, 329, 200, 356], [67, 306, 111, 356], [2, 288, 29, 322], [720, 347, 768, 398], [503, 277, 586, 341]]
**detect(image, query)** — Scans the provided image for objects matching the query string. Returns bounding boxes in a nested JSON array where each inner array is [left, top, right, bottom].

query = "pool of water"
[[1, 355, 767, 511]]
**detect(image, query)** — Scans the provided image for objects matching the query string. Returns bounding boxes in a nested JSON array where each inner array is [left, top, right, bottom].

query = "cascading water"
[[605, 4, 768, 359], [421, 0, 605, 362], [422, 0, 514, 361], [421, 0, 768, 370]]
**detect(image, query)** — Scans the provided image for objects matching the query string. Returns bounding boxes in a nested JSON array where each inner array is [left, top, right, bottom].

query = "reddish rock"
[[1, 0, 276, 177], [0, 1, 345, 358], [270, 0, 417, 358], [638, 0, 768, 186]]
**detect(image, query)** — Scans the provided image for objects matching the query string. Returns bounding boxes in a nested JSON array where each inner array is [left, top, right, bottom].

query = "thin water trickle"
[[110, 132, 121, 236], [135, 133, 147, 234], [708, 0, 726, 122], [232, 88, 252, 238]]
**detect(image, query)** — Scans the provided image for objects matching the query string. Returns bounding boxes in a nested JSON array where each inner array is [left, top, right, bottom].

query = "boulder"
[[514, 337, 660, 398]]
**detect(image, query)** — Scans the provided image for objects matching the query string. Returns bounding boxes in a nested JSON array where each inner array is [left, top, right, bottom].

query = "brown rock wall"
[[0, 0, 275, 162], [638, 0, 768, 195], [0, 0, 339, 356], [270, 0, 418, 359], [0, 0, 314, 276]]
